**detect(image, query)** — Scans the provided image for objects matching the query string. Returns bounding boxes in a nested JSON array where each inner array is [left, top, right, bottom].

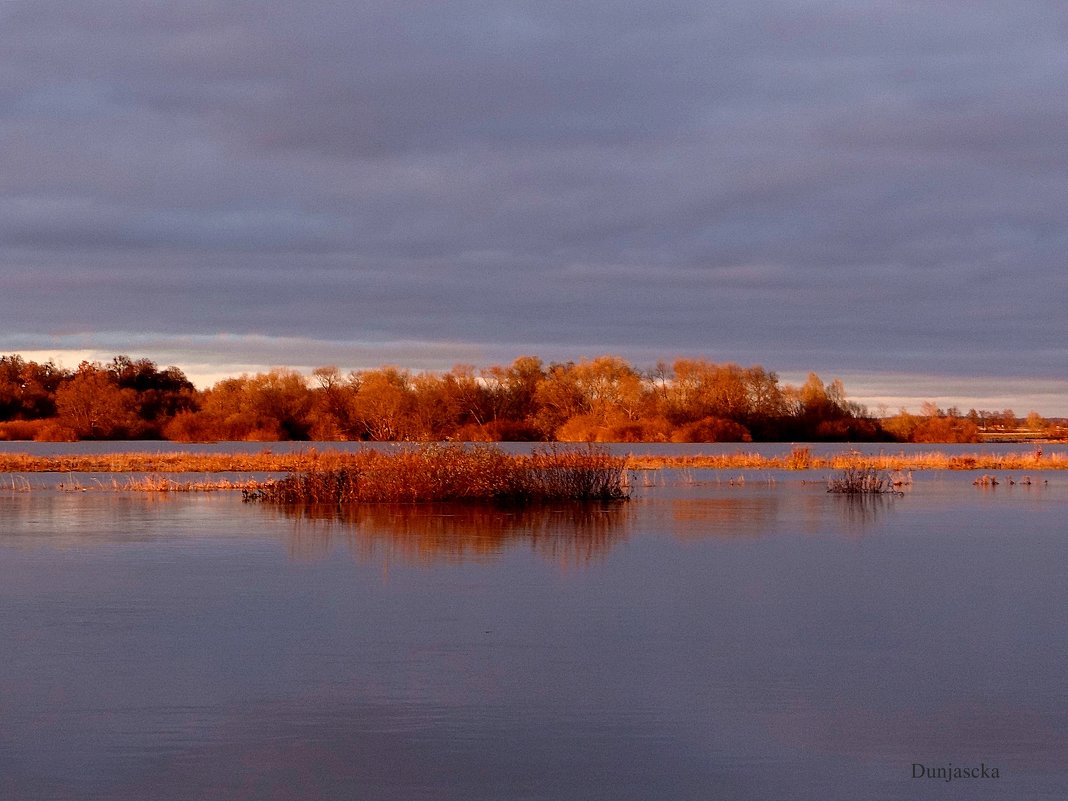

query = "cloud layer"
[[2, 1, 1065, 408]]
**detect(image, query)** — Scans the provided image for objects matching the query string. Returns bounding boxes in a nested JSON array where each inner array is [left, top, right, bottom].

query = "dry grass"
[[116, 476, 260, 493], [243, 444, 630, 504], [0, 449, 341, 474], [0, 445, 1064, 479], [624, 449, 1066, 472]]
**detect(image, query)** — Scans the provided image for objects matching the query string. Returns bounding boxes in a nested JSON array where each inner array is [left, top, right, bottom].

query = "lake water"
[[2, 439, 1067, 460], [1, 472, 1066, 800]]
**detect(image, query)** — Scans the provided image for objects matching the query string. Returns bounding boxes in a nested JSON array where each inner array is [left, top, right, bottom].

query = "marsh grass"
[[625, 449, 1066, 472], [0, 450, 326, 474], [117, 476, 260, 493], [243, 444, 630, 504], [2, 474, 31, 492], [1, 447, 1065, 476], [826, 467, 903, 495]]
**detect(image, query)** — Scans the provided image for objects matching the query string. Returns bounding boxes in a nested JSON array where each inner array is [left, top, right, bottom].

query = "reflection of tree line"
[[269, 502, 633, 566]]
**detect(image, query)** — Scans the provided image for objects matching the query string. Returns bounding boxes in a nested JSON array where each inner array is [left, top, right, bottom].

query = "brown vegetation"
[[0, 352, 883, 443], [107, 476, 260, 492], [242, 445, 630, 504], [1, 447, 1064, 478], [826, 467, 901, 495], [624, 449, 1067, 472], [1, 352, 1063, 444]]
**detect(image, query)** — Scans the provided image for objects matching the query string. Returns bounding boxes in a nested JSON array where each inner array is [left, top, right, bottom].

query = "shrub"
[[243, 444, 630, 504], [32, 420, 79, 442], [670, 416, 752, 443], [826, 467, 901, 495], [0, 419, 48, 441]]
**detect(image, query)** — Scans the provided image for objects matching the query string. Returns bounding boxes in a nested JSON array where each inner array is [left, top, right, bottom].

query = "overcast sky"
[[2, 1, 1066, 413]]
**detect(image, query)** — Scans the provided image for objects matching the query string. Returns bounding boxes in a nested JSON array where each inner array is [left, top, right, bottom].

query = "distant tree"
[[350, 368, 415, 440], [501, 355, 546, 425], [920, 401, 941, 419], [164, 369, 311, 441], [532, 363, 585, 438], [308, 366, 353, 439], [1025, 411, 1047, 433], [106, 355, 196, 434], [663, 359, 751, 424], [55, 363, 141, 438], [571, 356, 645, 424], [442, 365, 493, 433], [411, 372, 464, 441], [743, 365, 786, 421], [448, 356, 549, 441], [881, 408, 918, 442], [246, 369, 313, 439], [1000, 409, 1018, 430], [910, 416, 980, 443], [0, 355, 68, 420], [0, 355, 29, 420]]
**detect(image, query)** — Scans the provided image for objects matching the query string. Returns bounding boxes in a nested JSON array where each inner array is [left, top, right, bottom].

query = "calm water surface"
[[2, 439, 1066, 460], [1, 474, 1066, 800]]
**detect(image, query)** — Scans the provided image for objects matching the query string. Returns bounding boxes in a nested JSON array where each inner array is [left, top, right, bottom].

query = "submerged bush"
[[826, 467, 902, 495], [243, 444, 630, 504]]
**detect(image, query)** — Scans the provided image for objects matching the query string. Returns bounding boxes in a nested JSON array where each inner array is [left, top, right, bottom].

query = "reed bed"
[[0, 450, 332, 474], [117, 476, 261, 493], [0, 446, 1064, 477], [624, 448, 1066, 472], [242, 444, 630, 504]]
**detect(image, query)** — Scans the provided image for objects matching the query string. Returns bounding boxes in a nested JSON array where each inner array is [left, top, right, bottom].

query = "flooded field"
[[1, 470, 1066, 800]]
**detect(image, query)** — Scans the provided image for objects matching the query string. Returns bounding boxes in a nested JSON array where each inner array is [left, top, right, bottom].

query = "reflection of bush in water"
[[271, 502, 631, 565], [834, 493, 895, 529], [826, 467, 901, 495]]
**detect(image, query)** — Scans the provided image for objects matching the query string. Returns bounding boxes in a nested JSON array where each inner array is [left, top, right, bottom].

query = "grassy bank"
[[0, 446, 1064, 477], [625, 447, 1065, 472], [0, 450, 325, 474]]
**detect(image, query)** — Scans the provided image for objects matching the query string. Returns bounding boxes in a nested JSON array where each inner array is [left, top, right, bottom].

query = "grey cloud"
[[0, 0, 1065, 405]]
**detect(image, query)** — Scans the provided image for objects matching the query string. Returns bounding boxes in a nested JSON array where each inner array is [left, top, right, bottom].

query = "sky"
[[1, 1, 1066, 414]]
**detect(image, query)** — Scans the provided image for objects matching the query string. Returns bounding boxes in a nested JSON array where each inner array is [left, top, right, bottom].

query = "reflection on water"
[[828, 492, 899, 530], [268, 502, 631, 567], [665, 494, 784, 539], [653, 483, 901, 540]]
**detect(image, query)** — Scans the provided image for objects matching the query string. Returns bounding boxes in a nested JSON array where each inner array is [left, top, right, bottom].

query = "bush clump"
[[243, 444, 629, 504], [826, 467, 902, 495]]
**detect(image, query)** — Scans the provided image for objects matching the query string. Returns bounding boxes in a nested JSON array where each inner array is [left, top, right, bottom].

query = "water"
[[1, 439, 1066, 460], [1, 475, 1065, 800]]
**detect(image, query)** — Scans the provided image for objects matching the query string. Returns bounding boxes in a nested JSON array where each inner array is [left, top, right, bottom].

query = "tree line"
[[0, 353, 1055, 443]]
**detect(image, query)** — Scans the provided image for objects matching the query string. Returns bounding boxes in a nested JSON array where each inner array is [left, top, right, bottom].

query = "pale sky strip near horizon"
[[1, 1, 1066, 413]]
